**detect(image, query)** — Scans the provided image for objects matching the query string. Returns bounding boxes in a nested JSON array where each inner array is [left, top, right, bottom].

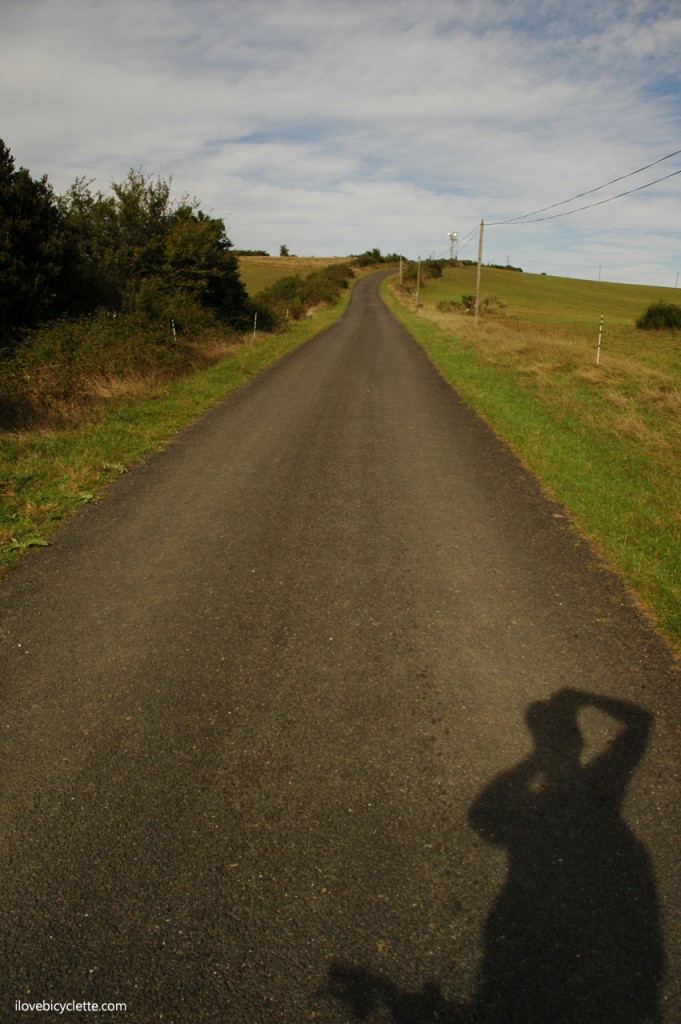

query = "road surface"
[[1, 271, 679, 1023]]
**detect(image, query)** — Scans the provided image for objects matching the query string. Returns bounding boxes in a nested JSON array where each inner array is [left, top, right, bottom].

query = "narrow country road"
[[1, 271, 679, 1023]]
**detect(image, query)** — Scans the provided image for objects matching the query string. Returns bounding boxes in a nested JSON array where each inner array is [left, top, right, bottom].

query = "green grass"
[[432, 264, 681, 324], [384, 268, 681, 653], [0, 296, 351, 573]]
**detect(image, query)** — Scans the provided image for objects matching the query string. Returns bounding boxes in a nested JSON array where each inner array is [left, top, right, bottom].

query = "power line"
[[491, 167, 681, 225], [489, 148, 681, 226]]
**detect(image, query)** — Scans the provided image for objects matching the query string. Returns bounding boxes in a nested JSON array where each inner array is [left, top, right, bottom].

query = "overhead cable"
[[488, 148, 681, 226], [490, 167, 681, 225]]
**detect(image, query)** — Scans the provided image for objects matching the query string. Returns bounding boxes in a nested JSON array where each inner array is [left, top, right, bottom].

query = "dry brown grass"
[[85, 372, 161, 402]]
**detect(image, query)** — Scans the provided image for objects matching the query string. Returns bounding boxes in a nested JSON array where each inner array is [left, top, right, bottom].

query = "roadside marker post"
[[596, 315, 604, 365]]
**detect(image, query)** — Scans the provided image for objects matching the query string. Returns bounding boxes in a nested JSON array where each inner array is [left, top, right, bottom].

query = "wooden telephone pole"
[[475, 219, 484, 325]]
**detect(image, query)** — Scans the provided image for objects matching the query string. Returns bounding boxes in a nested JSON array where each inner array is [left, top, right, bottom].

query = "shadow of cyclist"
[[468, 687, 663, 1023], [324, 688, 664, 1023]]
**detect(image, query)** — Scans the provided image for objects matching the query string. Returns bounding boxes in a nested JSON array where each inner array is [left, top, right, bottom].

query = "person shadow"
[[323, 689, 665, 1023]]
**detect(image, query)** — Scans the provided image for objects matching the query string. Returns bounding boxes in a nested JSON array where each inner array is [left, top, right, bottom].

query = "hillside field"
[[238, 255, 351, 295]]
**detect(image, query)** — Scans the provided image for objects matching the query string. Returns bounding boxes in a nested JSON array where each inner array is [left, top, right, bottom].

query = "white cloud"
[[0, 0, 679, 282]]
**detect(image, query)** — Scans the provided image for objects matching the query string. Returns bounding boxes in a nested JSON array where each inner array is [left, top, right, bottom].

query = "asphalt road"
[[0, 271, 679, 1024]]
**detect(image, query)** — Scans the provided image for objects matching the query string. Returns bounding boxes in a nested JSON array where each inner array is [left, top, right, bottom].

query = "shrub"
[[458, 293, 507, 315], [481, 293, 507, 314], [255, 262, 354, 327], [352, 248, 383, 267], [0, 306, 230, 429], [424, 260, 443, 279], [636, 302, 681, 330], [400, 261, 419, 284]]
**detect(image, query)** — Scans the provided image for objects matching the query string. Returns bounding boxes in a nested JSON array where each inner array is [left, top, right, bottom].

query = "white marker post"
[[596, 314, 604, 365], [252, 311, 257, 345]]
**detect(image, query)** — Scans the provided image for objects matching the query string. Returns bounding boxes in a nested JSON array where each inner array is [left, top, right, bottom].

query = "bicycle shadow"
[[323, 689, 665, 1023]]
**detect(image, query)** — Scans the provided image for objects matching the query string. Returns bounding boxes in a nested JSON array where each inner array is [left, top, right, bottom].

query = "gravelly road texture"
[[0, 271, 679, 1024]]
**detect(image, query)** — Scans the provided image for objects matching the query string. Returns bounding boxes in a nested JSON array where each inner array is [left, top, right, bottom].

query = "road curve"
[[0, 271, 679, 1023]]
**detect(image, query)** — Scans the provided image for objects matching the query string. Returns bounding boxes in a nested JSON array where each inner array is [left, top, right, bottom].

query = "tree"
[[164, 206, 249, 324], [59, 170, 249, 326], [0, 139, 67, 349], [109, 169, 173, 305], [279, 244, 290, 257], [57, 177, 120, 312]]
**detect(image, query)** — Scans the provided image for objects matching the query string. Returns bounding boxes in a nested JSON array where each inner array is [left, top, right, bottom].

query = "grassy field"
[[238, 255, 351, 296], [385, 265, 681, 653], [0, 295, 352, 575]]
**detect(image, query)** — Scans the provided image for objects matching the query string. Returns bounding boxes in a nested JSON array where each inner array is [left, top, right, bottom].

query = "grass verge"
[[0, 295, 351, 575], [382, 270, 681, 654]]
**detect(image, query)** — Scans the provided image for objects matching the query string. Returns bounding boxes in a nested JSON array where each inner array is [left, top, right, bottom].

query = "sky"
[[2, 0, 681, 286]]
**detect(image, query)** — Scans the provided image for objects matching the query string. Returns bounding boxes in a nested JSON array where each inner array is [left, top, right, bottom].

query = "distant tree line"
[[351, 248, 404, 267]]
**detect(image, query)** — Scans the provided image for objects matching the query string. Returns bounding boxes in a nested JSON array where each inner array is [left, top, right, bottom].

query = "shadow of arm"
[[584, 693, 652, 793]]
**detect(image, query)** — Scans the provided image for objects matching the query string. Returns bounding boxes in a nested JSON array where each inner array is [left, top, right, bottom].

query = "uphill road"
[[0, 270, 679, 1023]]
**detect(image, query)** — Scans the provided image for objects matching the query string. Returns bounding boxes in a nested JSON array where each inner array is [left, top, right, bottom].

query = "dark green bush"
[[636, 302, 681, 330], [424, 260, 443, 278], [351, 248, 383, 267]]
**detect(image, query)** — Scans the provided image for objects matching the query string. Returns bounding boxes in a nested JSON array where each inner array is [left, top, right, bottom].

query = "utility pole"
[[474, 220, 484, 325]]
